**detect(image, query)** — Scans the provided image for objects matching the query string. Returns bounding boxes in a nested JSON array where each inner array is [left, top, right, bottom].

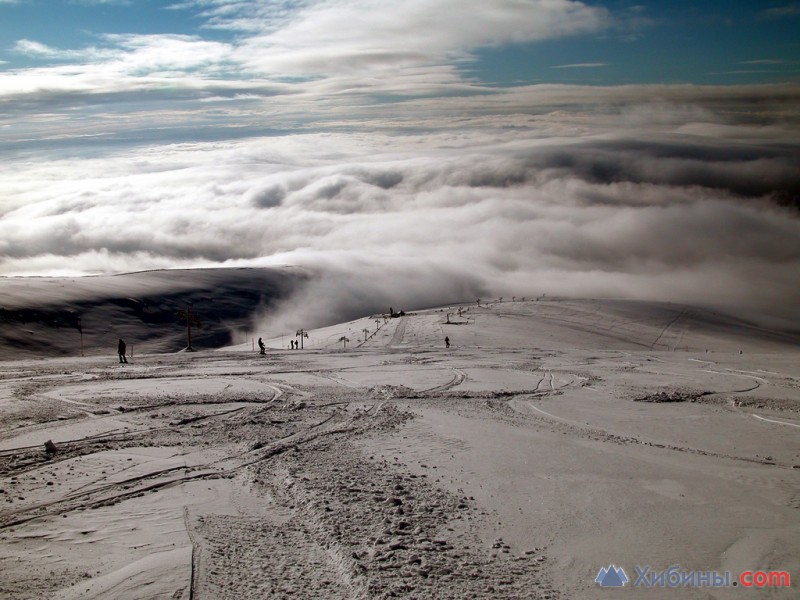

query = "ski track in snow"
[[0, 300, 798, 600]]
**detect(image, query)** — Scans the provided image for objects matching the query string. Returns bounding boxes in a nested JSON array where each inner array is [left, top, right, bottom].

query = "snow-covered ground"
[[1, 299, 798, 599]]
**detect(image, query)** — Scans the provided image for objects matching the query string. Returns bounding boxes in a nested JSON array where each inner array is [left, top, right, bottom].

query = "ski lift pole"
[[186, 303, 193, 351], [77, 317, 84, 357], [296, 329, 309, 349], [177, 302, 201, 352]]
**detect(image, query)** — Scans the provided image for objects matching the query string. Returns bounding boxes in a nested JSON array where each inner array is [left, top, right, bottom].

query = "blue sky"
[[0, 1, 799, 319], [473, 2, 800, 85]]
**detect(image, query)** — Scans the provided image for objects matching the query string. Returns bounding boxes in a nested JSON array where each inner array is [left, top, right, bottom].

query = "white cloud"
[[10, 33, 232, 74], [102, 33, 233, 75], [759, 3, 800, 19], [551, 63, 608, 69], [12, 38, 120, 61], [232, 0, 610, 77], [70, 0, 131, 5]]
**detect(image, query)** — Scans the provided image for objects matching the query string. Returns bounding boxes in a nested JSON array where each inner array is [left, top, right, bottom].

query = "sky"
[[1, 0, 799, 321]]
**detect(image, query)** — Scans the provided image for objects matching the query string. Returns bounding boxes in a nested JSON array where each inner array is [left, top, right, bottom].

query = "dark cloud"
[[454, 163, 530, 189], [249, 185, 286, 209], [520, 139, 800, 201], [347, 168, 405, 190]]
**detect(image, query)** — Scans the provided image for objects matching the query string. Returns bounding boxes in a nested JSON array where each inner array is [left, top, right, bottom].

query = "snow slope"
[[0, 298, 798, 599]]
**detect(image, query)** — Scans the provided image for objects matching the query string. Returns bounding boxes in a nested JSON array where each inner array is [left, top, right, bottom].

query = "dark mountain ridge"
[[0, 267, 307, 359]]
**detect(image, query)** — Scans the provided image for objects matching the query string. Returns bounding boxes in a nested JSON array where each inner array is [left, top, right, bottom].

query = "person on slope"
[[118, 338, 128, 364]]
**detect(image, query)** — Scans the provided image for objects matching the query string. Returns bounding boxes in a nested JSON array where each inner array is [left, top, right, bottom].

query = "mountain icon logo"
[[595, 564, 629, 587]]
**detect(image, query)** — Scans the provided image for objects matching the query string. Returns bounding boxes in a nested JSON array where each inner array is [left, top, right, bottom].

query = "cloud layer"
[[3, 85, 800, 325]]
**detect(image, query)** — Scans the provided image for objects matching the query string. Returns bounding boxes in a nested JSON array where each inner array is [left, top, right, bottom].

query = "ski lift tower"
[[296, 329, 309, 350]]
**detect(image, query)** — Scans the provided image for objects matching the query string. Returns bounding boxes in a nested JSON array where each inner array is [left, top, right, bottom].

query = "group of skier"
[[116, 322, 452, 364]]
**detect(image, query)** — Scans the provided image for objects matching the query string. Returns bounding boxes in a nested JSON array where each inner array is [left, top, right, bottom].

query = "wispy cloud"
[[11, 33, 232, 70], [740, 60, 787, 65], [1, 33, 251, 108], [203, 0, 614, 106], [759, 3, 800, 19], [70, 0, 132, 5], [551, 63, 608, 69], [12, 39, 119, 61]]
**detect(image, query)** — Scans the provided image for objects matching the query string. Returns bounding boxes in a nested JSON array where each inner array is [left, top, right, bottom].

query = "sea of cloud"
[[2, 89, 799, 328]]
